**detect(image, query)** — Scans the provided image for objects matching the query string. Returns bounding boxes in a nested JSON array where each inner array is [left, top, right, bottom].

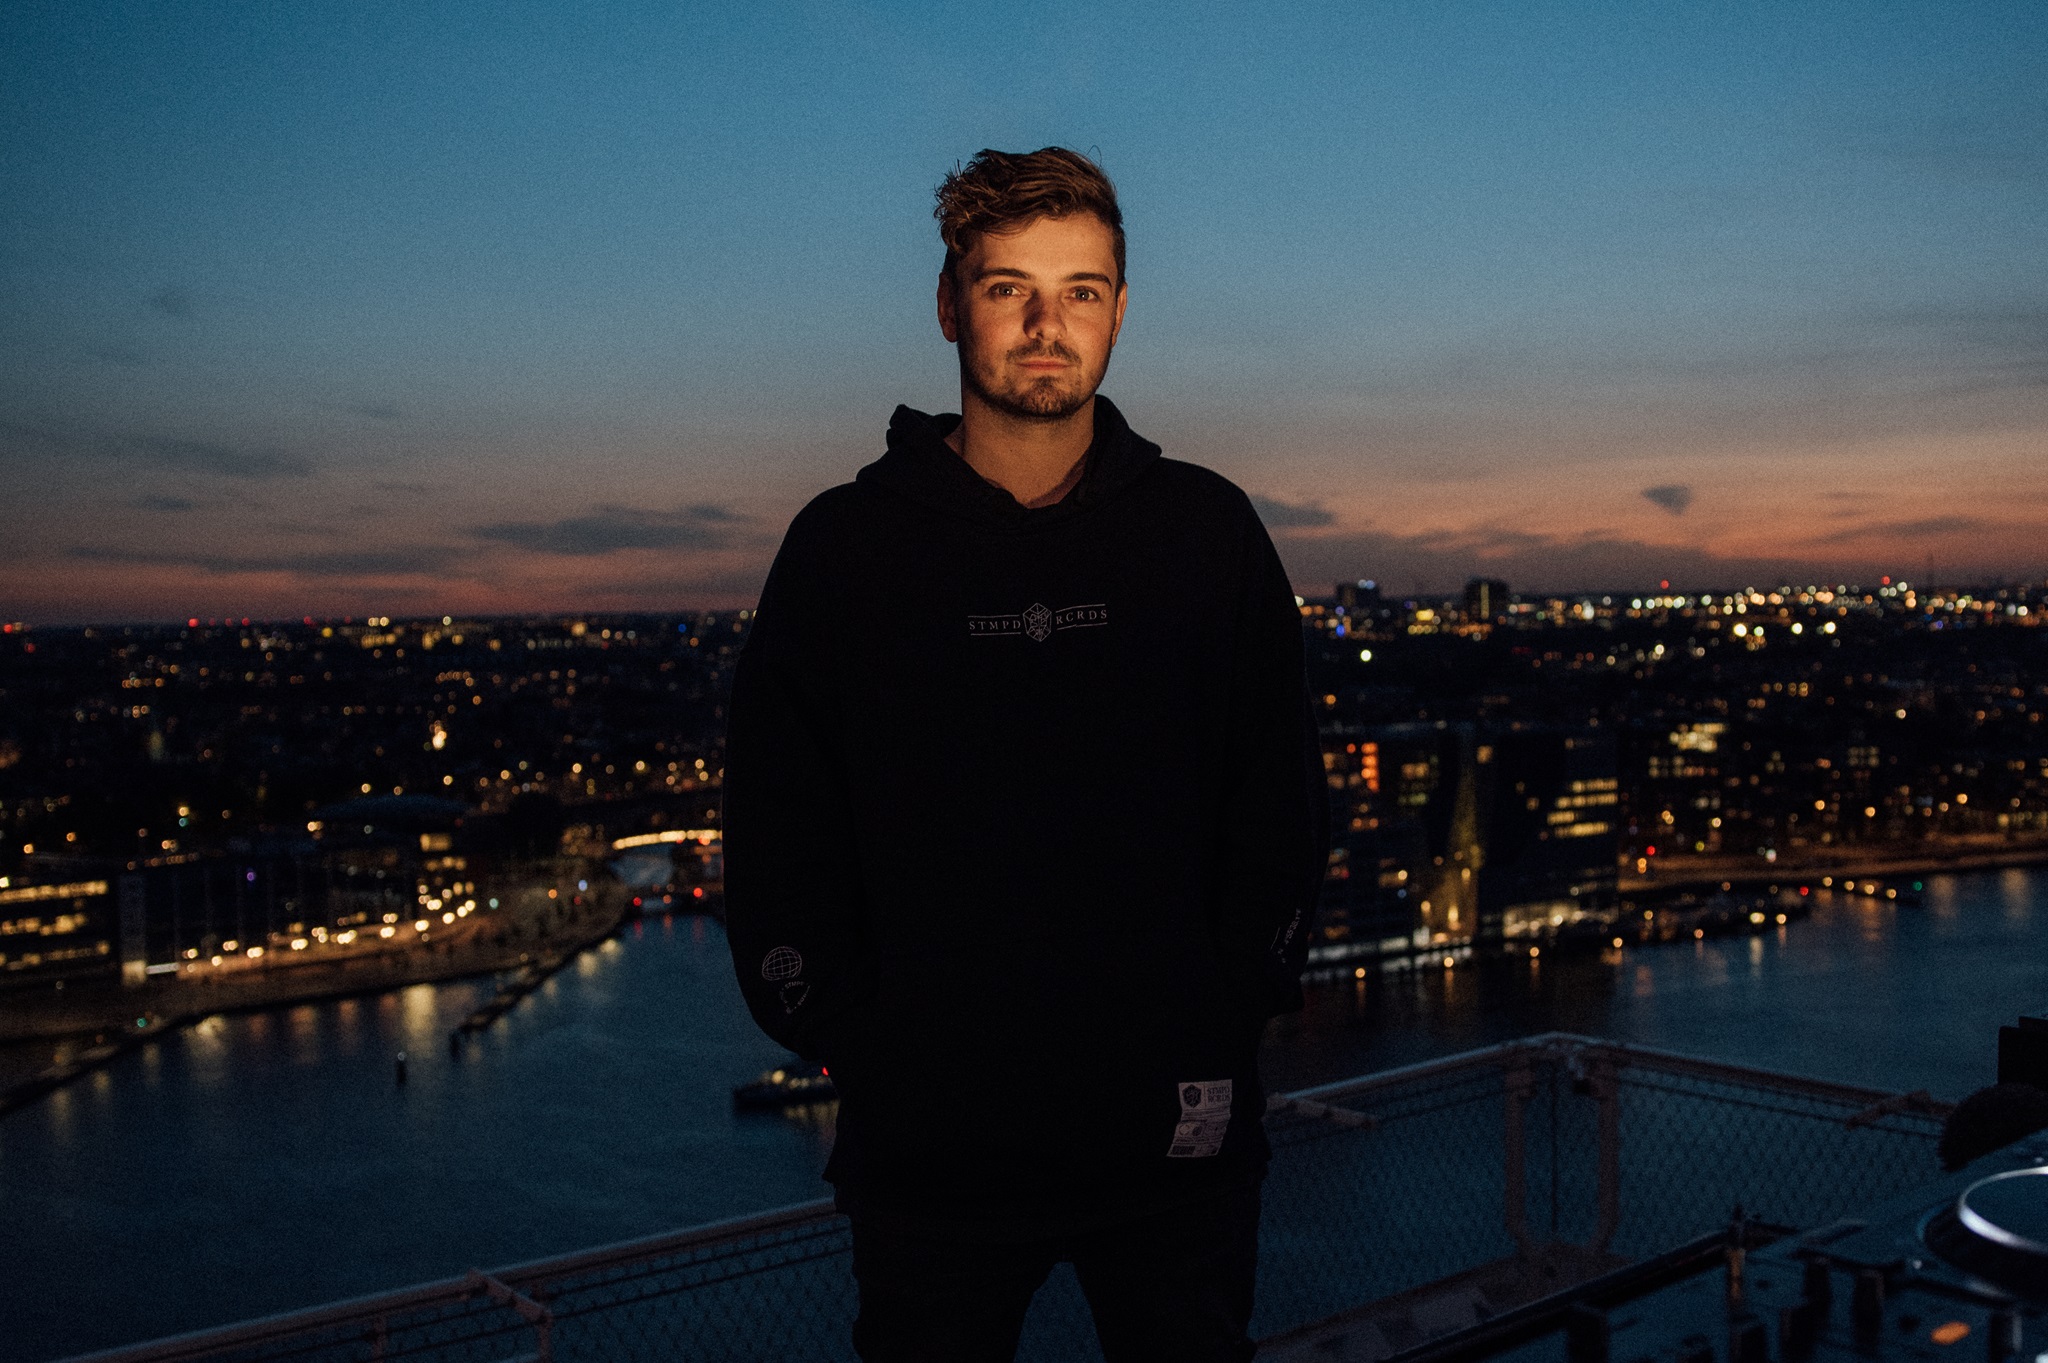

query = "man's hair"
[[935, 147, 1125, 288]]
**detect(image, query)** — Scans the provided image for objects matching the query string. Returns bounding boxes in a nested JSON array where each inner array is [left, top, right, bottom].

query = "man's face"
[[938, 212, 1127, 423]]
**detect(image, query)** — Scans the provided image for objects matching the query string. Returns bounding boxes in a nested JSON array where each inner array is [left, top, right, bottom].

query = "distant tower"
[[1463, 578, 1510, 624], [1335, 579, 1381, 612]]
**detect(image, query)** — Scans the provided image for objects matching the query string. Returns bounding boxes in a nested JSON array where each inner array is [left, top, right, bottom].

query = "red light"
[[188, 618, 199, 628], [303, 616, 313, 625], [692, 887, 704, 899], [820, 1067, 829, 1077], [1799, 886, 1810, 896], [1659, 579, 1670, 590], [632, 897, 642, 907], [1645, 845, 1657, 856]]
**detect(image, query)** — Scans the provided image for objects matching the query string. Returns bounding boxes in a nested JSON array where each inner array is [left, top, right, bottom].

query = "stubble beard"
[[959, 337, 1105, 424]]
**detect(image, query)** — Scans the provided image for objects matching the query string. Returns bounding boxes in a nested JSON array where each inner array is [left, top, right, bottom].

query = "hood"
[[854, 395, 1161, 530]]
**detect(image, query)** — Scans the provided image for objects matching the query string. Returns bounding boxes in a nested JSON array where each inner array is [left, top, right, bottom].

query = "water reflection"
[[2002, 868, 2032, 922], [286, 1004, 320, 1068], [399, 982, 438, 1049], [44, 1083, 72, 1136], [1268, 869, 2048, 1103]]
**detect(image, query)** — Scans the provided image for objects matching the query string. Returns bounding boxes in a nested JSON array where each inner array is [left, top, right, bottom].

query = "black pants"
[[847, 1182, 1261, 1363]]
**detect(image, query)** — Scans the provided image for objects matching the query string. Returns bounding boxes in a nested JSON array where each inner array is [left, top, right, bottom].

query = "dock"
[[450, 948, 579, 1041]]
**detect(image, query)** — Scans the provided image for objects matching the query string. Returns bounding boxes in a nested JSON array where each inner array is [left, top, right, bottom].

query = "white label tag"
[[1168, 1079, 1232, 1158]]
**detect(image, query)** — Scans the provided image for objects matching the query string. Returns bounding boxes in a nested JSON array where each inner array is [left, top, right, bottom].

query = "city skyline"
[[3, 2, 2044, 625]]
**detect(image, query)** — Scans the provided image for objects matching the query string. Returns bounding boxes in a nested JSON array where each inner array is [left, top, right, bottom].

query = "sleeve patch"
[[762, 947, 809, 1013]]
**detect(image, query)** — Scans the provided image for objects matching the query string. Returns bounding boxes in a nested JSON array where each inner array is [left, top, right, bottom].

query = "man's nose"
[[1021, 293, 1065, 339]]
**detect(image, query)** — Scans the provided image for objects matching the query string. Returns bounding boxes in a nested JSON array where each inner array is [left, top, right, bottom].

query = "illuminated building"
[[1463, 578, 1510, 625], [1474, 729, 1620, 945], [0, 878, 114, 986], [1315, 722, 1618, 963]]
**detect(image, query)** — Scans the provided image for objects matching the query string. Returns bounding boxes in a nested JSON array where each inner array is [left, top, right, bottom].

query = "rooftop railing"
[[58, 1034, 1952, 1363]]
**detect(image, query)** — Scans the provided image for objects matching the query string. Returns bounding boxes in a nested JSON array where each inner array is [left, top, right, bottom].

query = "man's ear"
[[936, 271, 959, 343]]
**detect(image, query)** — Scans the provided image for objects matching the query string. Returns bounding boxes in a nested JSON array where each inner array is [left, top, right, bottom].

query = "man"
[[724, 147, 1328, 1362]]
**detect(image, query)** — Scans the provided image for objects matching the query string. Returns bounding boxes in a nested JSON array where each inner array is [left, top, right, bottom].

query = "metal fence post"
[[1502, 1053, 1537, 1257], [464, 1270, 553, 1362], [1588, 1049, 1622, 1253]]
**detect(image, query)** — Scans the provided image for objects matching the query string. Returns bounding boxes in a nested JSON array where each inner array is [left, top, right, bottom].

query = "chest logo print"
[[966, 602, 1109, 641]]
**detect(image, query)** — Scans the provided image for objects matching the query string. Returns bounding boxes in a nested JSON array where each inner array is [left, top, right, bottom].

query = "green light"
[[135, 1017, 147, 1029]]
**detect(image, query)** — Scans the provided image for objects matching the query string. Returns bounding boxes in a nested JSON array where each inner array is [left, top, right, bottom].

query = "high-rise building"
[[1463, 578, 1511, 624], [1315, 721, 1618, 965], [1472, 728, 1620, 946], [0, 877, 114, 987]]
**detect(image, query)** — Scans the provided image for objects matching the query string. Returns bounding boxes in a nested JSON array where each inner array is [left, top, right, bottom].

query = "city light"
[[7, 589, 2043, 1071]]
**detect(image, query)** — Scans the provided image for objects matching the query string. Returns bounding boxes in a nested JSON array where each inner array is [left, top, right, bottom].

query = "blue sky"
[[3, 0, 2043, 621]]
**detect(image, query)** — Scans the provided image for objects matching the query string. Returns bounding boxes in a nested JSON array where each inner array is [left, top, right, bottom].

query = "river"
[[4, 868, 2044, 1359]]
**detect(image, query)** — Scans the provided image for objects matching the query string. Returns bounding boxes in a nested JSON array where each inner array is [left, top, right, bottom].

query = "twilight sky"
[[3, 0, 2043, 623]]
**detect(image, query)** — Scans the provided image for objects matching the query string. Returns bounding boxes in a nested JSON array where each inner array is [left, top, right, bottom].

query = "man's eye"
[[1073, 288, 1098, 301], [991, 284, 1020, 297]]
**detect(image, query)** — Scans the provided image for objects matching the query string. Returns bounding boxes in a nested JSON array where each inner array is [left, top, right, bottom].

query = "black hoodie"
[[723, 397, 1328, 1239]]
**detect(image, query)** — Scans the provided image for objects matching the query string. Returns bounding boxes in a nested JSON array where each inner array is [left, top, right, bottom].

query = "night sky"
[[3, 1, 2043, 624]]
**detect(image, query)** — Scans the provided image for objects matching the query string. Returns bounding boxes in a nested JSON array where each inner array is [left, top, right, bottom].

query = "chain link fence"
[[59, 1035, 1951, 1363]]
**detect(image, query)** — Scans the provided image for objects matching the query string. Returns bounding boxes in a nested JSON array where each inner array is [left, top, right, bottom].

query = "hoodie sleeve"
[[1213, 497, 1331, 1018], [722, 501, 872, 1061]]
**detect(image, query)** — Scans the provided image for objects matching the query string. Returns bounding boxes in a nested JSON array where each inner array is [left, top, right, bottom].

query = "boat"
[[731, 1062, 837, 1110]]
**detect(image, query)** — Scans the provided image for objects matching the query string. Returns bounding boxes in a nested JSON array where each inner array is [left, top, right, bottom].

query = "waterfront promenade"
[[0, 881, 628, 1111], [1619, 832, 2048, 895]]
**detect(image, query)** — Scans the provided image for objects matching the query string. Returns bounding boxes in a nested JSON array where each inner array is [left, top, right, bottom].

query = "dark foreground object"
[[849, 1183, 1259, 1363], [1491, 1157, 2048, 1363]]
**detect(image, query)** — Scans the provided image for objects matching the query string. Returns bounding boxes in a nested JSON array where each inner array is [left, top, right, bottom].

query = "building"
[[1314, 721, 1619, 965], [1463, 578, 1511, 625], [1473, 727, 1620, 946], [1335, 580, 1382, 613], [0, 875, 114, 987]]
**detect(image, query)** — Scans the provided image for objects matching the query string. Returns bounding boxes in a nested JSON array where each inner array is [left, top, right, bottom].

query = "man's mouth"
[[1011, 344, 1079, 370]]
